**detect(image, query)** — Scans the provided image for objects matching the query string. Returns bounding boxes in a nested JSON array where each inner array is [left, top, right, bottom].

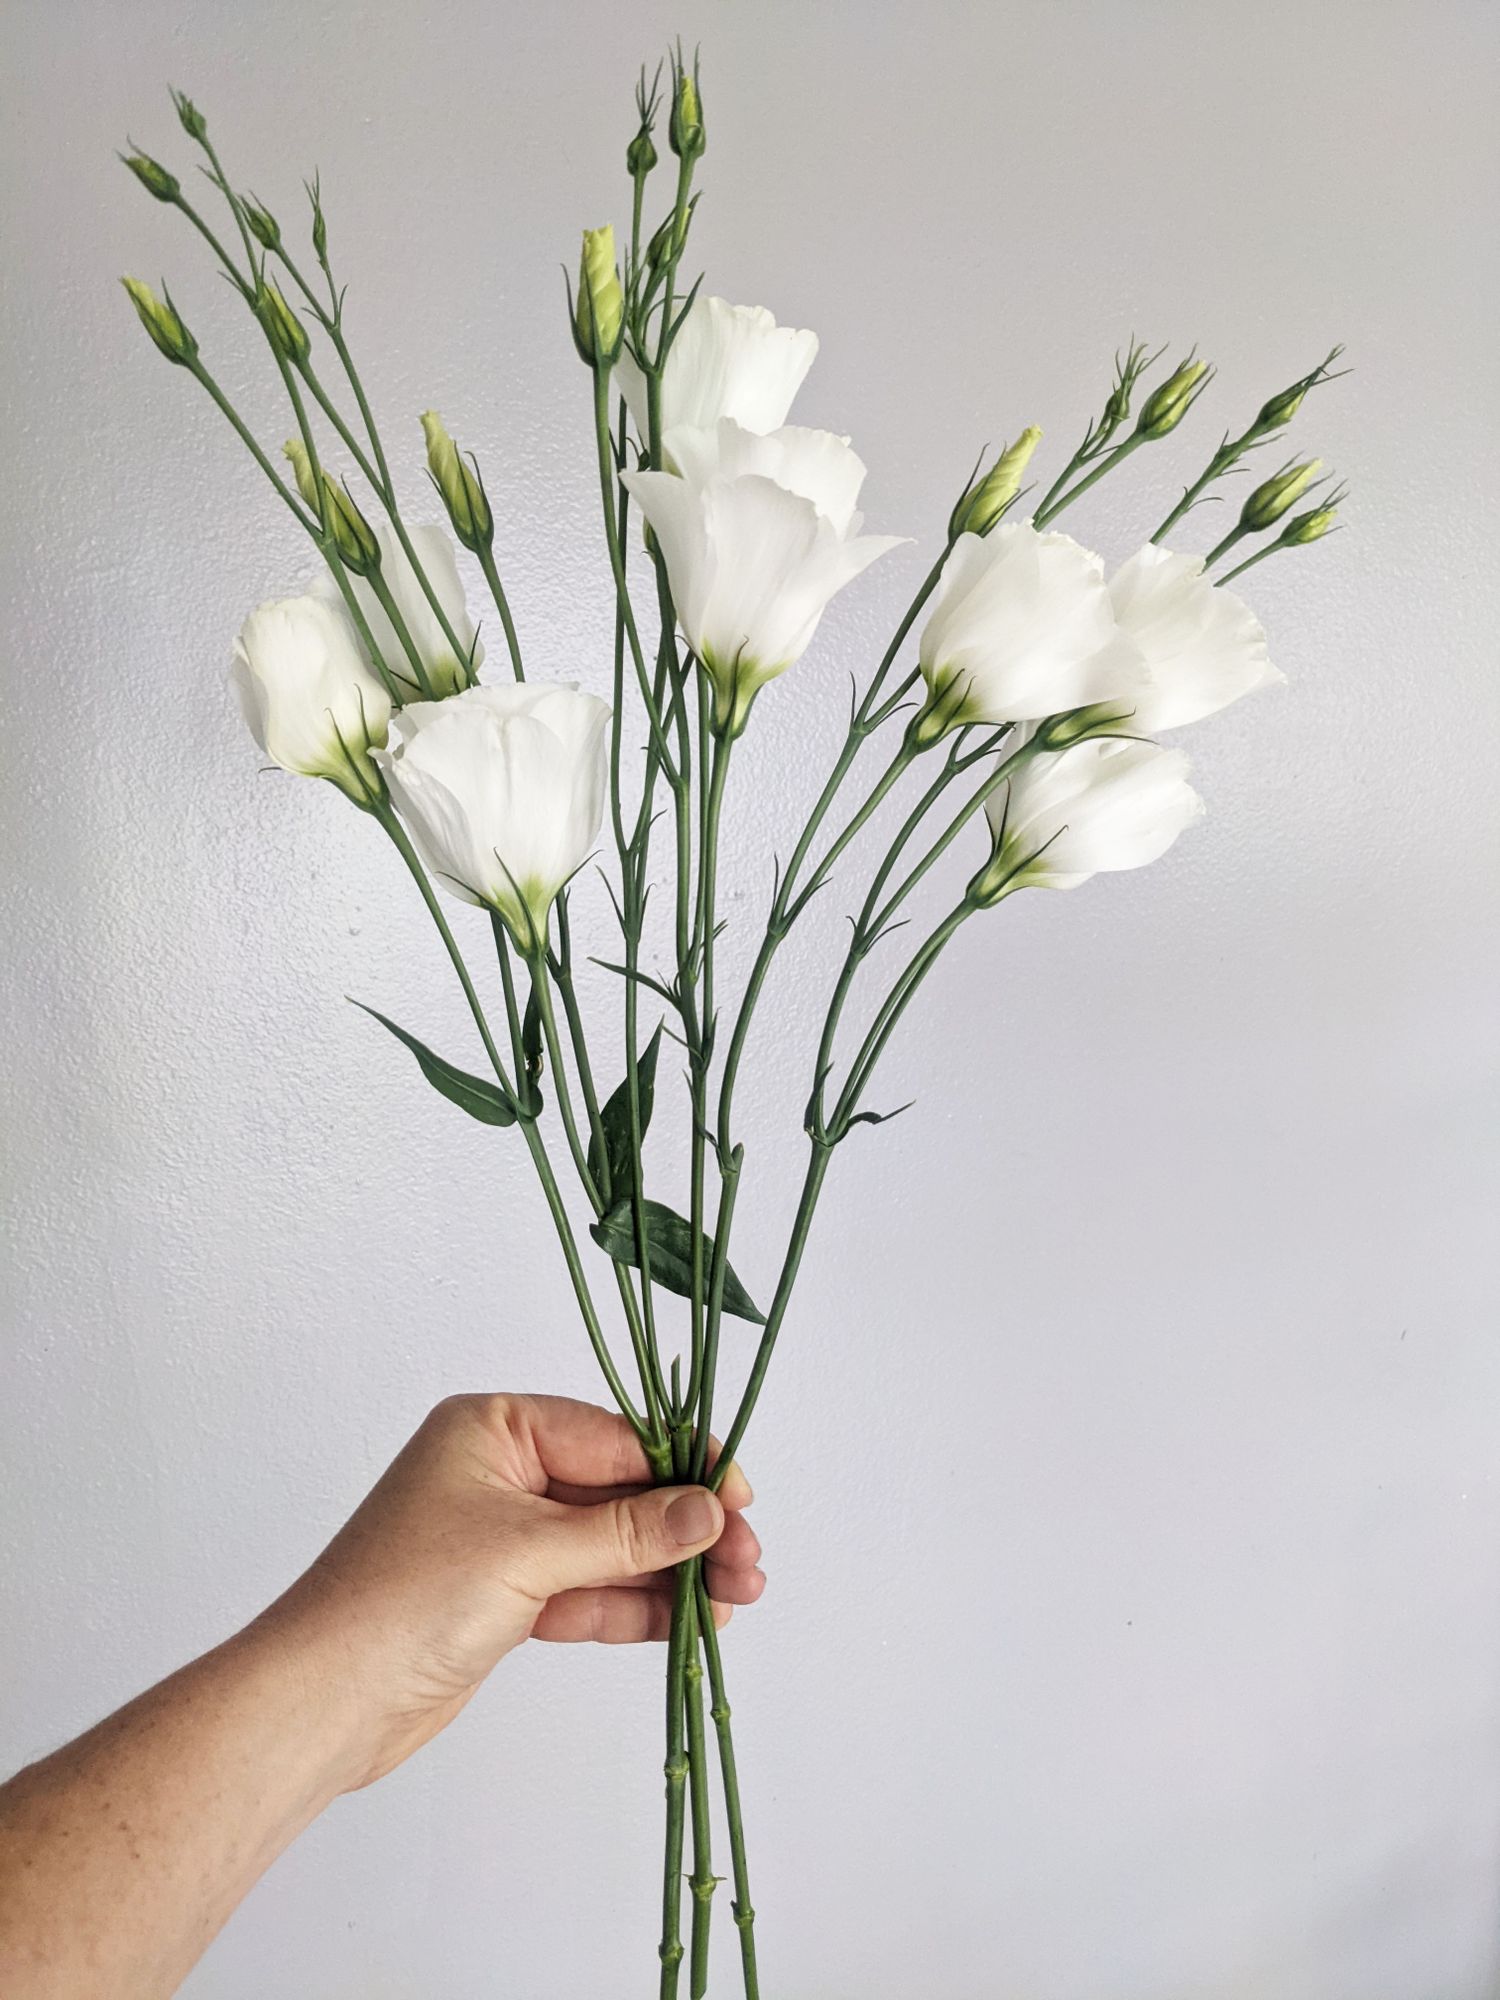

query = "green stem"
[[658, 1564, 694, 1997], [478, 541, 526, 681], [592, 367, 677, 777], [374, 807, 649, 1445], [833, 900, 973, 1130], [1033, 433, 1146, 527], [1204, 522, 1250, 568], [695, 1577, 759, 1998], [365, 562, 436, 698], [683, 1587, 716, 1999], [1218, 541, 1280, 585], [710, 1140, 834, 1492]]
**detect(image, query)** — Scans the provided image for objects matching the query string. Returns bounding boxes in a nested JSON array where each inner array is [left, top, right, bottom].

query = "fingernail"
[[667, 1490, 719, 1546]]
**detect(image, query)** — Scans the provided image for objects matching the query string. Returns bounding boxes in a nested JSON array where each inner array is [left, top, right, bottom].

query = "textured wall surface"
[[4, 3, 1499, 1995]]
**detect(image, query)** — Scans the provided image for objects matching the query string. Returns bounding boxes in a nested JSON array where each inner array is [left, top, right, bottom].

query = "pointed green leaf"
[[589, 1196, 764, 1325], [588, 1022, 662, 1200], [350, 1000, 517, 1127]]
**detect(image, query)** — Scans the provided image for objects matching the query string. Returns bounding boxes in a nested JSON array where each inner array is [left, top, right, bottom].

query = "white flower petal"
[[618, 296, 819, 441], [1108, 544, 1283, 732], [919, 525, 1148, 723], [986, 738, 1204, 891], [375, 681, 610, 932], [229, 593, 390, 796]]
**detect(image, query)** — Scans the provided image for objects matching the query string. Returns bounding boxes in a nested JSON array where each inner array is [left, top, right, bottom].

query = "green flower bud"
[[283, 440, 380, 573], [257, 282, 310, 364], [1240, 458, 1322, 532], [626, 127, 658, 179], [575, 225, 624, 362], [1256, 346, 1346, 432], [309, 178, 329, 266], [950, 426, 1043, 538], [1136, 358, 1211, 439], [121, 276, 198, 367], [421, 410, 493, 553], [170, 89, 208, 143], [242, 198, 281, 252], [646, 205, 691, 271], [121, 152, 180, 203], [282, 437, 321, 512], [670, 64, 704, 159], [1278, 495, 1344, 545]]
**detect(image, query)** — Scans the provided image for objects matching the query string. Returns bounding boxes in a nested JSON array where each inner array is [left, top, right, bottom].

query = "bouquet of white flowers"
[[119, 49, 1345, 1996]]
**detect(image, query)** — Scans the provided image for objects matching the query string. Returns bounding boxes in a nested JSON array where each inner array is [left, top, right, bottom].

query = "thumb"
[[518, 1485, 725, 1598]]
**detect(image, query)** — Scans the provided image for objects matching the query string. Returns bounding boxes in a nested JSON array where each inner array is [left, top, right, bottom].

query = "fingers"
[[508, 1484, 728, 1601], [487, 1394, 656, 1491], [533, 1588, 734, 1645], [472, 1394, 753, 1513], [545, 1453, 752, 1512]]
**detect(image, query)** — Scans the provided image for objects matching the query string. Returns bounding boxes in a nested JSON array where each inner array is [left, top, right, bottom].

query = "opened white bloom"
[[915, 525, 1147, 741], [617, 296, 818, 444], [1107, 545, 1282, 732], [975, 737, 1203, 898], [375, 682, 609, 945], [314, 523, 481, 699], [229, 593, 391, 801], [623, 418, 905, 734]]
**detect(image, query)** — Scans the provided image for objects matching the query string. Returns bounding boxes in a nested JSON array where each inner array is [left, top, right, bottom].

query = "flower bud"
[[309, 179, 329, 266], [121, 151, 180, 203], [670, 64, 705, 160], [575, 225, 624, 363], [242, 198, 281, 251], [121, 276, 198, 367], [421, 410, 493, 553], [1256, 346, 1346, 431], [170, 88, 208, 142], [1239, 458, 1322, 532], [1278, 495, 1344, 545], [284, 440, 380, 573], [949, 427, 1043, 538], [627, 126, 658, 179], [1136, 358, 1211, 439], [645, 205, 691, 271], [257, 281, 310, 364]]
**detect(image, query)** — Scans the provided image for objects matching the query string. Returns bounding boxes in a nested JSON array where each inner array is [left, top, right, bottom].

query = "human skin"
[[0, 1393, 763, 1999]]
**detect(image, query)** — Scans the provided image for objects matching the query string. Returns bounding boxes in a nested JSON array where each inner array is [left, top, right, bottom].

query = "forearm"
[[0, 1614, 367, 2000]]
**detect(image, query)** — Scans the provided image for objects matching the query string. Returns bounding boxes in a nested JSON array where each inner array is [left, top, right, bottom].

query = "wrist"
[[229, 1604, 390, 1803]]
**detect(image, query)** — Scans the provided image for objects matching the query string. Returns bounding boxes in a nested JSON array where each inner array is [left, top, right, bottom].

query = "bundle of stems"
[[118, 48, 1346, 1996]]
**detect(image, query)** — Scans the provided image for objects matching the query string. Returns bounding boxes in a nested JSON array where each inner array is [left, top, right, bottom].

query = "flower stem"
[[710, 1140, 834, 1491], [683, 1588, 716, 1998], [695, 1576, 759, 1998], [658, 1563, 694, 1996], [477, 541, 526, 680]]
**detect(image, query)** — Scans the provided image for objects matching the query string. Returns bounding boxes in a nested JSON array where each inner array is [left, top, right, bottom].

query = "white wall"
[[4, 2, 1499, 1994]]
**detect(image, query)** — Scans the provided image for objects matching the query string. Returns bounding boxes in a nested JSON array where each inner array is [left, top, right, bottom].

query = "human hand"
[[256, 1394, 763, 1789]]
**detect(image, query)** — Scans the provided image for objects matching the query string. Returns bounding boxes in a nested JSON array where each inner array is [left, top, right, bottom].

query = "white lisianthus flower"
[[622, 418, 906, 735], [375, 682, 610, 946], [974, 737, 1203, 898], [1106, 545, 1283, 732], [314, 523, 481, 699], [229, 593, 391, 802], [616, 296, 818, 444], [915, 525, 1147, 742]]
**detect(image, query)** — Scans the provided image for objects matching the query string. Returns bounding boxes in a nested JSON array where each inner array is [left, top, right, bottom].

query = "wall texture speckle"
[[4, 3, 1499, 1995]]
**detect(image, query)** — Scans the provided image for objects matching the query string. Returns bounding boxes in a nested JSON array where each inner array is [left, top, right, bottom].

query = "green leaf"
[[589, 1197, 764, 1325], [588, 1022, 662, 1199], [350, 1000, 517, 1127]]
